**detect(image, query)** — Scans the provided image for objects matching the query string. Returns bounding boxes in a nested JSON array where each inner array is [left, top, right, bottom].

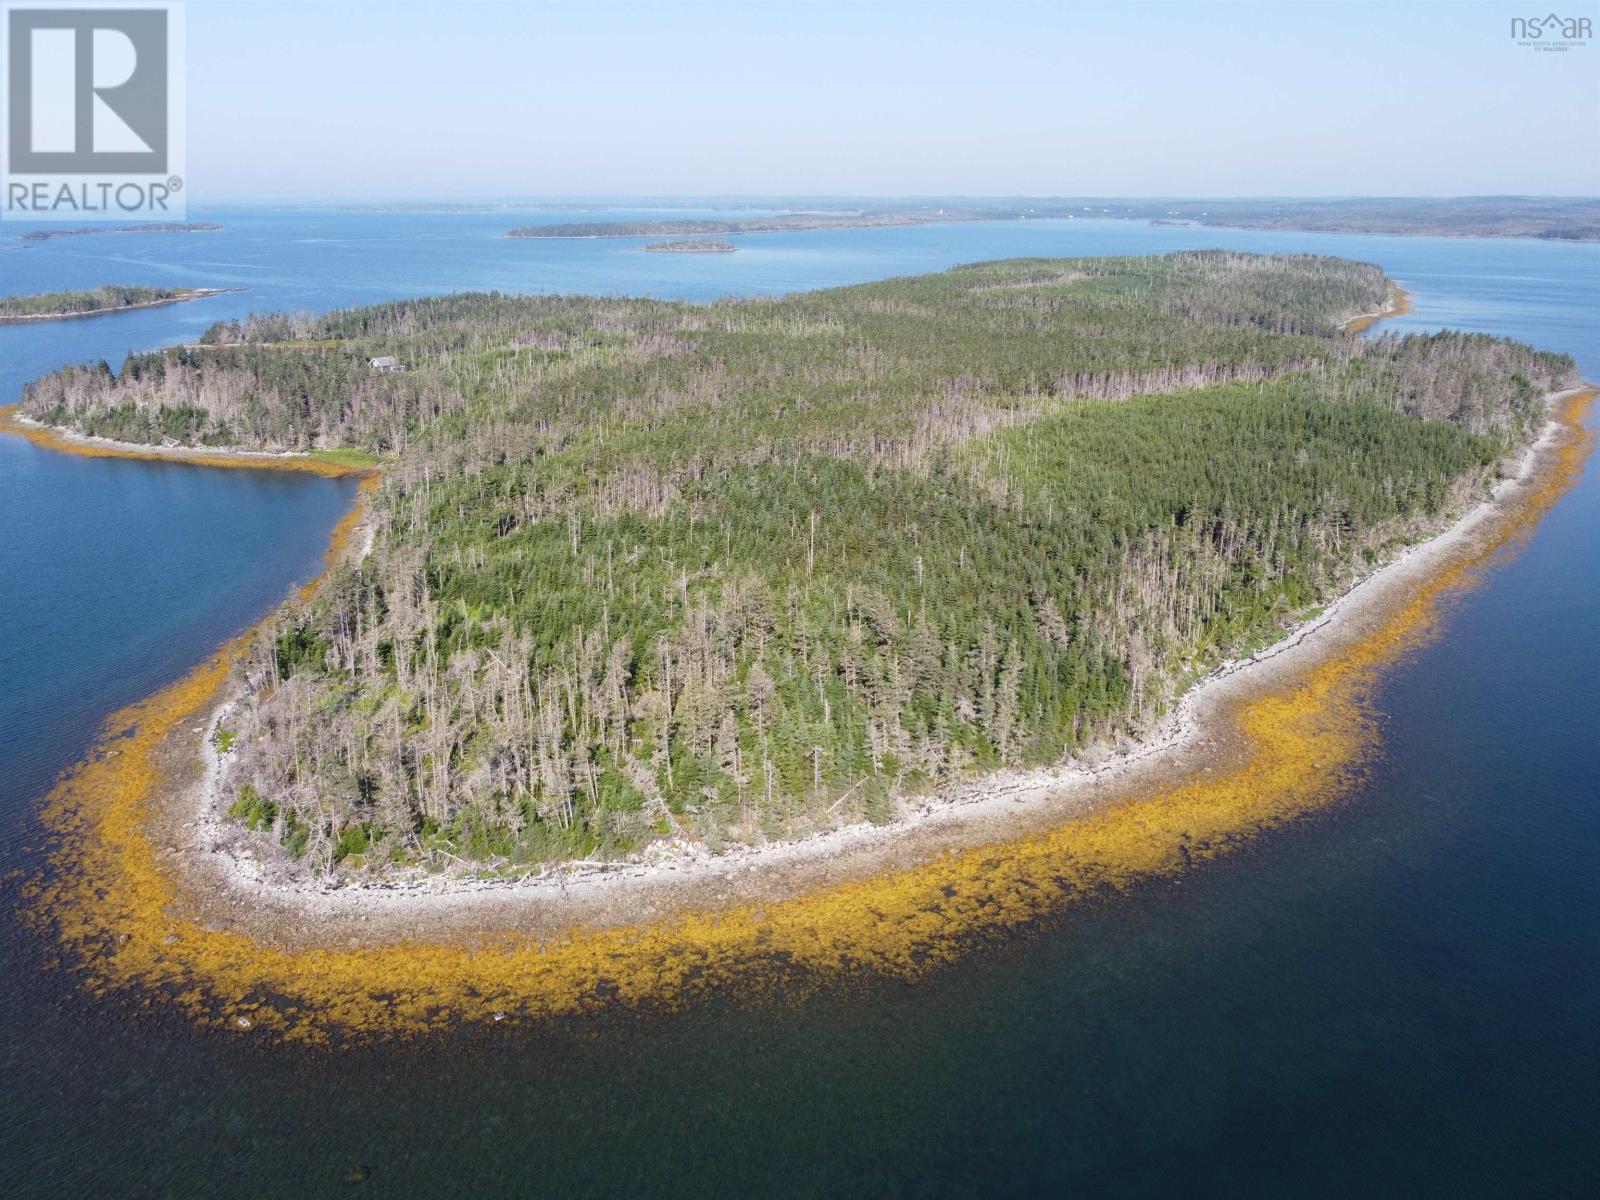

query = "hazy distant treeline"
[[503, 197, 1600, 243]]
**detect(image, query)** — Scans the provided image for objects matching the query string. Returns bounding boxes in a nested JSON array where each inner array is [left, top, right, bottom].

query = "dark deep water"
[[1, 210, 1597, 1197]]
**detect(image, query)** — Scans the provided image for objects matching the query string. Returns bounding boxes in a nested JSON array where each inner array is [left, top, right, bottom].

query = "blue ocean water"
[[0, 209, 1596, 1197]]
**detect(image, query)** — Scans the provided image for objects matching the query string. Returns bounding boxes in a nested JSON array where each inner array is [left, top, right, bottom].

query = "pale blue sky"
[[185, 1, 1599, 200]]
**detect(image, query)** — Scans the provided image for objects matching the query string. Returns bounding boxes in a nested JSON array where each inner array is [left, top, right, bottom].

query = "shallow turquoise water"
[[0, 211, 1596, 1197]]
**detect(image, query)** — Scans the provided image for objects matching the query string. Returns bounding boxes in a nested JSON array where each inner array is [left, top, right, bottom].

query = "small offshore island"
[[0, 285, 230, 324], [642, 238, 737, 253], [17, 221, 223, 241], [15, 250, 1592, 1038]]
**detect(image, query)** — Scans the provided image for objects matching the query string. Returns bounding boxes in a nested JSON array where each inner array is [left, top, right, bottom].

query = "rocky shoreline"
[[156, 386, 1591, 947]]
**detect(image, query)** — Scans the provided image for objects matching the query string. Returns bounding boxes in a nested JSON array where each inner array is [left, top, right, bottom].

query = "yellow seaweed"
[[0, 404, 375, 479], [21, 390, 1596, 1044]]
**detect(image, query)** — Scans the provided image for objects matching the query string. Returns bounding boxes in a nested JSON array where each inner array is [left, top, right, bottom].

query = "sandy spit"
[[1343, 287, 1414, 335]]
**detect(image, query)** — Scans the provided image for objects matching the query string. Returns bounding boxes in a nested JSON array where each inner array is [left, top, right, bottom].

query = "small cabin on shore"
[[368, 355, 404, 374]]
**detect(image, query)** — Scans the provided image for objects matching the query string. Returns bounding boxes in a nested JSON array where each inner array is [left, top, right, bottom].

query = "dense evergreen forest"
[[22, 253, 1576, 875]]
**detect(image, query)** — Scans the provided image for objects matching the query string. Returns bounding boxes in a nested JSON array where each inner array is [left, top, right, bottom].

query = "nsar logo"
[[1510, 12, 1592, 50]]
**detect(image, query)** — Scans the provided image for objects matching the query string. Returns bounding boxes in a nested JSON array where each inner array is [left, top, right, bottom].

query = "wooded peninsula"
[[0, 285, 226, 323], [21, 252, 1575, 877]]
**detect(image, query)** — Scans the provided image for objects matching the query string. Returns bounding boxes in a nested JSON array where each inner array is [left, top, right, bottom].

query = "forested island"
[[21, 252, 1574, 877], [17, 222, 222, 241], [642, 239, 737, 253], [0, 285, 227, 323]]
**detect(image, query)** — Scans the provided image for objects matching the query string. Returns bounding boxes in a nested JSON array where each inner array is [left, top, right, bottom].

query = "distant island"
[[0, 285, 230, 323], [642, 239, 737, 253], [18, 222, 222, 242], [505, 197, 1600, 243]]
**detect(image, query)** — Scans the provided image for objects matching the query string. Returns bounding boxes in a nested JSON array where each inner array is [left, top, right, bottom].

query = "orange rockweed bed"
[[18, 390, 1595, 1044]]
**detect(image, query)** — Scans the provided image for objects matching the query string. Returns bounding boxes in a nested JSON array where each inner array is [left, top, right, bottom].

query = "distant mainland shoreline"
[[507, 211, 961, 239], [503, 197, 1600, 243]]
